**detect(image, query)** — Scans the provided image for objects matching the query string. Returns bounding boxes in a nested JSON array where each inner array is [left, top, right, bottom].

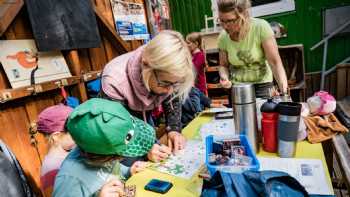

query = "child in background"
[[182, 87, 212, 127], [53, 98, 155, 197], [37, 104, 74, 196], [186, 32, 207, 95]]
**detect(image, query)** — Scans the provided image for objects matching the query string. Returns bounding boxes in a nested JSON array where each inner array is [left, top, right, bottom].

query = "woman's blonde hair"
[[217, 0, 251, 40], [186, 32, 203, 50], [142, 30, 195, 100]]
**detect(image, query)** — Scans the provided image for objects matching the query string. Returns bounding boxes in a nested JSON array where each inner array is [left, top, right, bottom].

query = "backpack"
[[0, 139, 36, 197]]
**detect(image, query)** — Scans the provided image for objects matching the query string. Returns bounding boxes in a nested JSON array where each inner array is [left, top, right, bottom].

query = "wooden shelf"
[[206, 66, 220, 72], [204, 44, 229, 103], [211, 96, 229, 105], [207, 83, 222, 89], [0, 76, 80, 103], [205, 48, 219, 54], [82, 70, 101, 82]]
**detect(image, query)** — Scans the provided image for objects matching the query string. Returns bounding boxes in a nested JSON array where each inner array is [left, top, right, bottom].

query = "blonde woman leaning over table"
[[217, 0, 288, 98], [101, 30, 195, 162]]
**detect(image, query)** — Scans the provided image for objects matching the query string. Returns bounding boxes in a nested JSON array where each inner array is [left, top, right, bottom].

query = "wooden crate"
[[279, 44, 305, 88], [278, 44, 306, 102], [201, 31, 220, 52]]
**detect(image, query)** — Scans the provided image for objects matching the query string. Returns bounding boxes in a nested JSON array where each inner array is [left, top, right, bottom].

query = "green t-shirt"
[[218, 18, 274, 84]]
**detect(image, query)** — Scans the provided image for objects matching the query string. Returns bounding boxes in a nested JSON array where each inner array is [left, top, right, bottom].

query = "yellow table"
[[126, 114, 334, 196]]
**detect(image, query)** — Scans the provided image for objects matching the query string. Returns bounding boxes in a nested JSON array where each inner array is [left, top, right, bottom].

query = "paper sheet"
[[258, 157, 332, 195], [151, 140, 205, 179], [202, 107, 233, 114], [199, 119, 235, 140]]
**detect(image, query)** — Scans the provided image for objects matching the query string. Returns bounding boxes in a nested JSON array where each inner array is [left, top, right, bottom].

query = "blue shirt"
[[53, 148, 130, 197]]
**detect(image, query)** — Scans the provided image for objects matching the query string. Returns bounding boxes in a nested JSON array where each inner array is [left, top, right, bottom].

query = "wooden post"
[[103, 36, 118, 61], [66, 50, 88, 102], [88, 46, 108, 71]]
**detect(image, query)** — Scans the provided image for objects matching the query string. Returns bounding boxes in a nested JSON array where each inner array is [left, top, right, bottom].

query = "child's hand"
[[98, 178, 125, 197], [147, 143, 172, 162], [167, 131, 186, 154], [130, 161, 150, 175]]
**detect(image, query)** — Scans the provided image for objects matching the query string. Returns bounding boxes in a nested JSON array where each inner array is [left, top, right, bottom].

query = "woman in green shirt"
[[217, 0, 288, 98]]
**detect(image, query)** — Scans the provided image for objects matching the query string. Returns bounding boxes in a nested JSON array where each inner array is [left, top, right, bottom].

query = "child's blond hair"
[[186, 32, 203, 50]]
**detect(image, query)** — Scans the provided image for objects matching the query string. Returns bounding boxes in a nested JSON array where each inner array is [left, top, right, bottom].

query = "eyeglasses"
[[154, 71, 181, 88], [217, 17, 240, 25]]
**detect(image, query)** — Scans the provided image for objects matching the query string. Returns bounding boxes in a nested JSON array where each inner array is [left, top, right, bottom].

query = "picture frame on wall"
[[0, 39, 71, 88], [145, 0, 171, 37]]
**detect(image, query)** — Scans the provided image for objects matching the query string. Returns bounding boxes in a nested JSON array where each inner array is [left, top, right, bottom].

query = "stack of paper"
[[258, 157, 333, 195], [199, 119, 235, 140]]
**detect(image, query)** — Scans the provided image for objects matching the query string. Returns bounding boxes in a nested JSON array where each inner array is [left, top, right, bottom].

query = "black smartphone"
[[144, 179, 173, 194]]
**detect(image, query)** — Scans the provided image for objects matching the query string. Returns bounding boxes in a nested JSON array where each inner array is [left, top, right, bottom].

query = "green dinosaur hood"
[[67, 98, 155, 157]]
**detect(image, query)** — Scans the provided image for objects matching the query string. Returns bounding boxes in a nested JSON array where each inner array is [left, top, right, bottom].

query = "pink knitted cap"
[[37, 104, 73, 134]]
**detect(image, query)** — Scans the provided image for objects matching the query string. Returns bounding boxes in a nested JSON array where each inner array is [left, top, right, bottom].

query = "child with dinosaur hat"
[[53, 98, 156, 197]]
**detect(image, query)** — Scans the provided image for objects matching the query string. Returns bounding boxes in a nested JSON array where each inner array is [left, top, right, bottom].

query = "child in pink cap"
[[37, 104, 74, 197]]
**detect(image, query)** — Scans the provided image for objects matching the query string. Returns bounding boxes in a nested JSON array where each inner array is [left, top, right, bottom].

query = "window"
[[250, 0, 295, 17]]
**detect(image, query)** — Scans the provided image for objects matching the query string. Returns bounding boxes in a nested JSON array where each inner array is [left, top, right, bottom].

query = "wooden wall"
[[0, 0, 144, 196], [1, 0, 347, 196]]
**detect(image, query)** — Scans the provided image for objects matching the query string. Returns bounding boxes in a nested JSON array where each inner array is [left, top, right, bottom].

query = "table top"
[[126, 113, 333, 196]]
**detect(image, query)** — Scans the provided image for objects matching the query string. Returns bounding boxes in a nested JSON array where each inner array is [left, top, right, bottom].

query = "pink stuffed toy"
[[307, 91, 336, 115]]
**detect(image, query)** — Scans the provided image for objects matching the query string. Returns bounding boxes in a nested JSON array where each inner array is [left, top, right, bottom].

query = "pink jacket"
[[101, 46, 170, 112], [102, 46, 182, 132]]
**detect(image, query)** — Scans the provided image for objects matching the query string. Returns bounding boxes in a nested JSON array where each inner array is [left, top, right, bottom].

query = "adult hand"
[[271, 86, 289, 98], [270, 86, 280, 96], [98, 178, 124, 197], [147, 143, 172, 162], [220, 78, 232, 89], [167, 131, 186, 154], [130, 161, 150, 175]]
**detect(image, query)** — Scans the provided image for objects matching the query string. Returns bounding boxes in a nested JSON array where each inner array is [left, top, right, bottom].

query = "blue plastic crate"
[[205, 135, 260, 176]]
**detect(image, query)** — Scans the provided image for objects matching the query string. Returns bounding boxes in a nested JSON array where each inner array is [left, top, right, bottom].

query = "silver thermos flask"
[[232, 83, 259, 153]]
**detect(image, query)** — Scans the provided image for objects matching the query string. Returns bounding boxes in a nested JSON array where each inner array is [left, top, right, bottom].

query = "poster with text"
[[129, 2, 149, 40], [110, 0, 149, 40]]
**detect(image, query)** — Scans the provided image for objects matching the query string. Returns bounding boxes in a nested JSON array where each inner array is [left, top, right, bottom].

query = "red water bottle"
[[261, 98, 278, 152]]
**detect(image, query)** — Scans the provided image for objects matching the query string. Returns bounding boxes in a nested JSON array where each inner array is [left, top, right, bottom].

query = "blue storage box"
[[205, 135, 260, 176]]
